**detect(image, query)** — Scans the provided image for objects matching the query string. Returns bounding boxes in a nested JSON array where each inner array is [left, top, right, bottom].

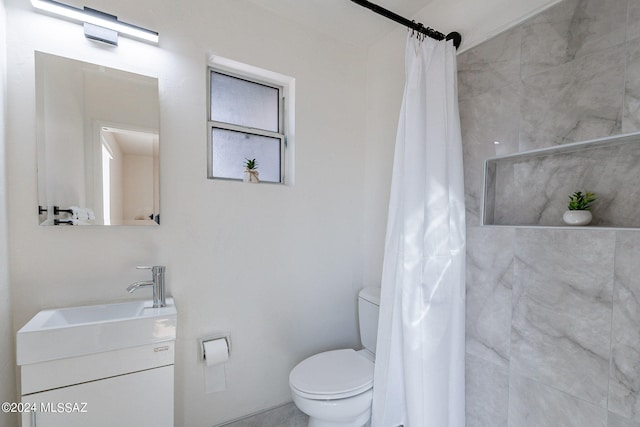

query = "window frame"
[[206, 57, 294, 185]]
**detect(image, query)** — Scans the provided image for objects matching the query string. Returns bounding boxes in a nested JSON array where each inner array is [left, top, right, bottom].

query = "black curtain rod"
[[350, 0, 462, 49]]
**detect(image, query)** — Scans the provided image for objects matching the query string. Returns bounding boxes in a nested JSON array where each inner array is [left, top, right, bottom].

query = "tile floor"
[[219, 402, 307, 427]]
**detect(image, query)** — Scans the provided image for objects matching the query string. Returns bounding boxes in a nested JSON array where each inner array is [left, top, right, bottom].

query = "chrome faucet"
[[127, 266, 166, 308]]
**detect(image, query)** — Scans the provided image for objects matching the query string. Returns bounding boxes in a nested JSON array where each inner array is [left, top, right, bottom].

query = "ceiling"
[[244, 0, 439, 47], [244, 0, 561, 51], [103, 127, 159, 157]]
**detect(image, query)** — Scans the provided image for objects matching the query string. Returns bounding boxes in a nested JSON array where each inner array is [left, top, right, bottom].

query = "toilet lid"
[[289, 349, 374, 399]]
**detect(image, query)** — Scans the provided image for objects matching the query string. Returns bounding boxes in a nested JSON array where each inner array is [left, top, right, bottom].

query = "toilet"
[[289, 287, 380, 427]]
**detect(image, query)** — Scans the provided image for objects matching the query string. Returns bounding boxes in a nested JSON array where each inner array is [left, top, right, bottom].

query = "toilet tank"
[[358, 287, 381, 355]]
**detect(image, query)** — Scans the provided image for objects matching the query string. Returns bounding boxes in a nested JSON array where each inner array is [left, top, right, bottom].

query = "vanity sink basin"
[[40, 301, 146, 327], [17, 298, 177, 366]]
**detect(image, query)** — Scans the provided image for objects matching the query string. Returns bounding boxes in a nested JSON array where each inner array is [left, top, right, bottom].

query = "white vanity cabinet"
[[16, 299, 177, 427], [20, 342, 174, 427]]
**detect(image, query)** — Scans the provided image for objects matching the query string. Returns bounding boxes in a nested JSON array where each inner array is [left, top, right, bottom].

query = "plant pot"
[[243, 169, 260, 183], [562, 210, 592, 226]]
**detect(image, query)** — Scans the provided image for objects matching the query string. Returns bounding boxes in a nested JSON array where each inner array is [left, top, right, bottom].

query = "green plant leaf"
[[567, 190, 597, 210], [244, 158, 258, 170]]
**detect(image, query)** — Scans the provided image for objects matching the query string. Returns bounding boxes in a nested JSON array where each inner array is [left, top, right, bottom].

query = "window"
[[207, 58, 294, 184]]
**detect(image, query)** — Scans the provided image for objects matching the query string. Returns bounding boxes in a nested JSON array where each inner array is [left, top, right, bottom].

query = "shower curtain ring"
[[416, 23, 425, 41]]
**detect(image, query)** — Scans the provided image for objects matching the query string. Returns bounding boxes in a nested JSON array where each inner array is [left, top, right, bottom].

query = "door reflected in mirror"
[[101, 127, 159, 225], [35, 52, 160, 226]]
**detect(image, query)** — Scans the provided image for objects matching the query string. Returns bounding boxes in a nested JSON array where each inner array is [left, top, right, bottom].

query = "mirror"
[[35, 52, 160, 226]]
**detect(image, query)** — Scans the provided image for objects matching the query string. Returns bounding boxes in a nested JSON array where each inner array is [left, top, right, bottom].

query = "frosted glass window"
[[207, 64, 289, 184], [211, 128, 281, 183], [210, 72, 280, 132]]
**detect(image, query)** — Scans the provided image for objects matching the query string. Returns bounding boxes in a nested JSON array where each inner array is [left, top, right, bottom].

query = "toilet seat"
[[289, 349, 374, 400]]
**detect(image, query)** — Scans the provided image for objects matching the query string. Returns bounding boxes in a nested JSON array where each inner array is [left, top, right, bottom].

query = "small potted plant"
[[562, 191, 596, 225], [243, 158, 259, 183]]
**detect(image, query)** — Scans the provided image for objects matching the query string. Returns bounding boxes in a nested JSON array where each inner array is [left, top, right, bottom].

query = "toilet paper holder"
[[198, 333, 231, 363]]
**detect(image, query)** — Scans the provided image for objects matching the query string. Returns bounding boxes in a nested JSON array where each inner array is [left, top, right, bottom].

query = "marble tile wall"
[[610, 234, 640, 421], [459, 0, 640, 425]]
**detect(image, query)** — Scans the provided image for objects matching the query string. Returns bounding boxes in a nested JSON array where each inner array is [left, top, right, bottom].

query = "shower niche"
[[482, 131, 640, 228]]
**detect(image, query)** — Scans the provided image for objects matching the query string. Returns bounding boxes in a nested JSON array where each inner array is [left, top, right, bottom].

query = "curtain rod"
[[349, 0, 462, 49]]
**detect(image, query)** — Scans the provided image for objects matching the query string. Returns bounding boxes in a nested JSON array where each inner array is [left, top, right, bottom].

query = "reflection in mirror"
[[101, 127, 159, 225], [35, 52, 160, 226]]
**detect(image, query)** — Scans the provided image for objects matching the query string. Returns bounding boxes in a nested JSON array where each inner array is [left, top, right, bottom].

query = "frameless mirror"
[[35, 52, 160, 226]]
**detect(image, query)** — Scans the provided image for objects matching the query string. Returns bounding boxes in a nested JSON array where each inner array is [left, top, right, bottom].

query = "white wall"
[[0, 0, 17, 425], [122, 153, 154, 222], [37, 54, 86, 210], [5, 0, 366, 426]]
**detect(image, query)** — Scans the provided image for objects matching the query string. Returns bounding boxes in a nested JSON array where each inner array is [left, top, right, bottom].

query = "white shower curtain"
[[371, 35, 465, 427]]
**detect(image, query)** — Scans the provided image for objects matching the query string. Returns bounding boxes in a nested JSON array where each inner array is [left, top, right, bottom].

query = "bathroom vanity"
[[16, 299, 177, 426]]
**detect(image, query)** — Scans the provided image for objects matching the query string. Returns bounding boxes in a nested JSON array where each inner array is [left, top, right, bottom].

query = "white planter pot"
[[243, 169, 260, 183], [562, 210, 592, 226]]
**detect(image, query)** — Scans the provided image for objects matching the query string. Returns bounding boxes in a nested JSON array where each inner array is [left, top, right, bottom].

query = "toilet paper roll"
[[203, 338, 229, 393], [204, 338, 229, 366]]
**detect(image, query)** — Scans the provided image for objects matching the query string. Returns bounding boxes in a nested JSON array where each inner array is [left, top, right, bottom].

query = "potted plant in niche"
[[243, 158, 260, 183], [563, 191, 597, 226]]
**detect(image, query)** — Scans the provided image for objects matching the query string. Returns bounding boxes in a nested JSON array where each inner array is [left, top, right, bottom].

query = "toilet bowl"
[[290, 288, 380, 427], [293, 388, 373, 427], [290, 349, 374, 427]]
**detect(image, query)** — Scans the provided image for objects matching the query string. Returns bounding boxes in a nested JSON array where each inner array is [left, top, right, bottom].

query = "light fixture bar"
[[31, 0, 159, 44]]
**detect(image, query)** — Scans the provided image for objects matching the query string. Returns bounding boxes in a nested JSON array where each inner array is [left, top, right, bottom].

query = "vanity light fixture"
[[31, 0, 159, 45]]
